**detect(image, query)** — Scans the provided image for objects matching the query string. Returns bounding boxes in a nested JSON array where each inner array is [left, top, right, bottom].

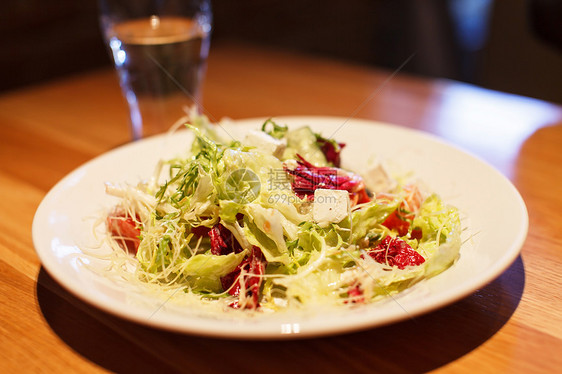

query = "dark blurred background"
[[1, 0, 561, 103]]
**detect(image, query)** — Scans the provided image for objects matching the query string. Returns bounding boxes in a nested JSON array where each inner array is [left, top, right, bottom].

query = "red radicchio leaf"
[[365, 236, 425, 269], [227, 246, 266, 310], [209, 223, 243, 256], [345, 283, 365, 304], [284, 155, 370, 204], [315, 134, 346, 167], [208, 223, 266, 309]]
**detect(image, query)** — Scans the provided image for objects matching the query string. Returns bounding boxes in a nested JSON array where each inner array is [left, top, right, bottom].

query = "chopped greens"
[[104, 115, 462, 312]]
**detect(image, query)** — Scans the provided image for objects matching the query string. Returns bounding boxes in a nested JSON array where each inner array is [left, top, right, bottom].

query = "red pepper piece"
[[382, 184, 424, 238], [365, 236, 425, 269], [410, 228, 423, 240], [106, 213, 141, 254], [382, 211, 411, 237]]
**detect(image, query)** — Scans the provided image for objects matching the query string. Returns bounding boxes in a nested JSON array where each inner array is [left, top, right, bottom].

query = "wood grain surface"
[[1, 42, 561, 373]]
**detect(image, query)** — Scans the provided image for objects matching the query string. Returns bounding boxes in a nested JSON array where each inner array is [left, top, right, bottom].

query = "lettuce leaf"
[[413, 194, 462, 276], [282, 126, 327, 166], [179, 250, 248, 292], [350, 198, 400, 243]]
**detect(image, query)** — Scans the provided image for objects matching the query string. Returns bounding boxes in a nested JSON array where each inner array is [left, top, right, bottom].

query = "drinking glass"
[[98, 0, 212, 140]]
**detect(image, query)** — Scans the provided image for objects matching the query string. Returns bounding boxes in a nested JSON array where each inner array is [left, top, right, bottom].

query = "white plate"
[[32, 117, 528, 339]]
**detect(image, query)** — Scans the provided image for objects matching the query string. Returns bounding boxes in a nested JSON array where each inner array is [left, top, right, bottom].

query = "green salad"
[[105, 114, 462, 311]]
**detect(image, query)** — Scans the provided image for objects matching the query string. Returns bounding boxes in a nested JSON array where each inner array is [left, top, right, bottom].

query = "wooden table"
[[1, 42, 561, 373]]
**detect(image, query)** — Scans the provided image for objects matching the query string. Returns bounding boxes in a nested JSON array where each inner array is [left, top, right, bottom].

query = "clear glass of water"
[[98, 0, 212, 140]]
